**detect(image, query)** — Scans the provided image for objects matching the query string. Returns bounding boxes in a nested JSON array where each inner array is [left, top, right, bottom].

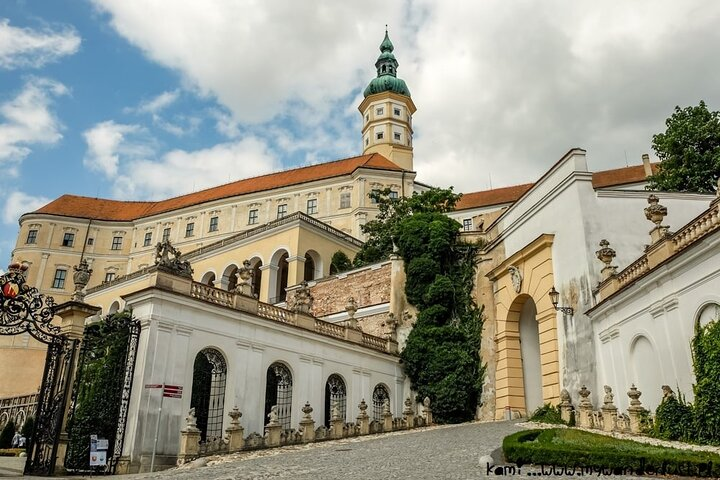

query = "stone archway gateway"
[[0, 262, 79, 475], [486, 235, 561, 419]]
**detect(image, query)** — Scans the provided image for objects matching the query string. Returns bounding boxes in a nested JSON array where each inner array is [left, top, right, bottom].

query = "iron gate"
[[0, 262, 77, 475]]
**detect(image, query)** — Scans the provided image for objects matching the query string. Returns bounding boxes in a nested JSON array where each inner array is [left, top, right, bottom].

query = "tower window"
[[376, 132, 384, 140], [365, 137, 369, 146], [62, 233, 74, 247], [394, 107, 401, 116], [248, 209, 258, 225], [376, 107, 384, 116], [340, 193, 351, 209], [26, 229, 38, 244], [52, 269, 67, 289], [382, 65, 387, 73], [277, 204, 288, 219], [306, 198, 318, 215], [365, 114, 369, 123], [87, 237, 94, 246], [143, 232, 152, 247], [111, 236, 123, 250], [370, 189, 381, 204], [463, 219, 472, 231], [209, 216, 219, 232], [162, 227, 171, 243], [104, 272, 116, 283], [394, 132, 402, 142], [185, 222, 195, 237]]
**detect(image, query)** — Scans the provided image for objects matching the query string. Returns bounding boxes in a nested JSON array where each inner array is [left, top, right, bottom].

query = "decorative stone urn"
[[595, 240, 618, 280], [346, 296, 360, 330]]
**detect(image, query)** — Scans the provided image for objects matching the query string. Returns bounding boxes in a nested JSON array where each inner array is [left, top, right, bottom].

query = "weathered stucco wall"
[[309, 262, 391, 317]]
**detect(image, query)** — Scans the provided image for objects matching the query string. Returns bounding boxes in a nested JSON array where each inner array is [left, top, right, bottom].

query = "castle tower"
[[359, 29, 416, 171]]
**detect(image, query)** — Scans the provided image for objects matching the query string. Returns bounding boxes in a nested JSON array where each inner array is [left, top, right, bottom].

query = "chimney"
[[642, 154, 652, 177]]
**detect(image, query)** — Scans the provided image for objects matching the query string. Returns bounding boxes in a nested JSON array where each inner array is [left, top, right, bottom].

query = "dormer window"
[[376, 107, 383, 116]]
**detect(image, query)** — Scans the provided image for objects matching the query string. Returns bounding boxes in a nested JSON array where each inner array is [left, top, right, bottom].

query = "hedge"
[[503, 429, 720, 477]]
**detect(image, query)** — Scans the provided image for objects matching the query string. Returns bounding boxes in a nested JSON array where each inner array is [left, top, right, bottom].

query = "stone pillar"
[[559, 388, 574, 424], [422, 397, 433, 426], [225, 407, 244, 452], [600, 386, 618, 432], [626, 384, 646, 434], [577, 385, 594, 428], [330, 401, 344, 438], [357, 399, 370, 435], [402, 397, 415, 428], [285, 255, 306, 288], [265, 406, 282, 447], [299, 402, 315, 443], [382, 399, 393, 432], [178, 409, 201, 464], [258, 264, 277, 303], [53, 300, 101, 473]]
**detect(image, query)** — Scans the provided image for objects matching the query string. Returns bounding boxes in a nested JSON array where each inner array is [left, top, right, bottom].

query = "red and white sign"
[[163, 385, 183, 398]]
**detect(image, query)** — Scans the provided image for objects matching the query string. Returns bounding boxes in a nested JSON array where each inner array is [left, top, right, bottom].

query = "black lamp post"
[[549, 286, 574, 315]]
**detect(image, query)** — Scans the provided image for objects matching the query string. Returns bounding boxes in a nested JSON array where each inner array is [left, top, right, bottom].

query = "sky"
[[1, 0, 720, 265]]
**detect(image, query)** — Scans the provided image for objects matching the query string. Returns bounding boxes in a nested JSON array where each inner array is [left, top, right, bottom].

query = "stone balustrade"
[[178, 397, 433, 464]]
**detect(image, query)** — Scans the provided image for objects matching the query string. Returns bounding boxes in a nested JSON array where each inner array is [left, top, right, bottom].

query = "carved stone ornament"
[[71, 258, 93, 302], [183, 408, 199, 432], [423, 396, 431, 408], [559, 388, 572, 406], [358, 399, 368, 416], [235, 259, 253, 287], [267, 405, 279, 426], [290, 280, 314, 314], [302, 401, 313, 420], [595, 240, 616, 266], [382, 398, 391, 416], [661, 385, 675, 402], [154, 240, 193, 278], [508, 265, 522, 293], [228, 406, 242, 427], [603, 385, 615, 407], [644, 194, 668, 226], [578, 385, 592, 407], [345, 296, 360, 329], [627, 384, 643, 408]]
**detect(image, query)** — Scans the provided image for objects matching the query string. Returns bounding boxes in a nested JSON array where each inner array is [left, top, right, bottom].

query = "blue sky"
[[2, 0, 720, 266]]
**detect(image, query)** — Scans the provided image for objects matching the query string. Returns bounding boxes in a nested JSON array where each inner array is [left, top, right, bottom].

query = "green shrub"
[[529, 403, 565, 424], [692, 318, 720, 444], [0, 421, 15, 449], [329, 251, 353, 274], [20, 416, 34, 441], [503, 428, 720, 477], [653, 393, 694, 441]]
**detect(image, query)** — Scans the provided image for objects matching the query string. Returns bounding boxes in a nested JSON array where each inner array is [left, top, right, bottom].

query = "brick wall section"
[[358, 313, 388, 337], [310, 262, 391, 317]]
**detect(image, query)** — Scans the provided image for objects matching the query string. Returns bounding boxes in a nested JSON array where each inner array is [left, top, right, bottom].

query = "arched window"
[[304, 254, 315, 281], [372, 384, 389, 422], [190, 348, 227, 440], [15, 410, 25, 430], [324, 374, 347, 426], [108, 301, 120, 314], [697, 303, 720, 328], [200, 271, 216, 287], [265, 363, 293, 429], [252, 260, 262, 298], [276, 253, 289, 303], [221, 264, 238, 291]]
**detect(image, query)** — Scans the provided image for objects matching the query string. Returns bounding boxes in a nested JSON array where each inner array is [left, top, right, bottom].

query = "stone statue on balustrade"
[[71, 258, 93, 302], [154, 240, 193, 278], [288, 281, 314, 314], [234, 259, 254, 297]]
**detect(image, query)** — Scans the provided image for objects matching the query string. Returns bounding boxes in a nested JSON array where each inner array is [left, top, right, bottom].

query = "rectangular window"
[[306, 198, 318, 215], [248, 209, 258, 225], [277, 204, 288, 219], [376, 132, 384, 140], [389, 191, 399, 200], [185, 222, 195, 237], [111, 236, 123, 250], [162, 228, 171, 243], [62, 233, 74, 247], [370, 189, 381, 204], [365, 114, 369, 122], [26, 229, 38, 244], [394, 107, 401, 116], [340, 192, 351, 209], [394, 132, 401, 142], [52, 269, 66, 289], [104, 272, 116, 283], [376, 107, 384, 115], [463, 219, 472, 231], [143, 232, 152, 247], [87, 237, 94, 246], [209, 216, 219, 232]]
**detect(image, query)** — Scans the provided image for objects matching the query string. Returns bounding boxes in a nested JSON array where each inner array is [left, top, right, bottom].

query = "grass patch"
[[503, 428, 720, 477]]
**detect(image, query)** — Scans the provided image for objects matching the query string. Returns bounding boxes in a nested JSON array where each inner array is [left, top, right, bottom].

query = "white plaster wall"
[[591, 229, 720, 412], [121, 289, 403, 464]]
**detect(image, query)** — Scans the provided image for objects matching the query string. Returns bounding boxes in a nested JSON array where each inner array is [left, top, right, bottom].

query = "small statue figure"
[[234, 259, 254, 296], [661, 385, 675, 401], [267, 405, 279, 426], [291, 280, 313, 314], [154, 240, 193, 278], [71, 258, 93, 301], [603, 385, 614, 405]]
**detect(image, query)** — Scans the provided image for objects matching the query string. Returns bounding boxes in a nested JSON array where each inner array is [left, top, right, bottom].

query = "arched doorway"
[[220, 264, 238, 291], [264, 362, 292, 429], [303, 250, 321, 281], [324, 374, 347, 426], [200, 271, 216, 287], [269, 251, 289, 303], [371, 384, 389, 422], [250, 258, 262, 298], [630, 335, 662, 409], [519, 298, 543, 415], [190, 348, 227, 440]]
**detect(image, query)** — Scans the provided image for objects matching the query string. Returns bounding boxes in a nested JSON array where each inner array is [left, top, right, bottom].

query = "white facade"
[[588, 206, 720, 411], [118, 282, 404, 470]]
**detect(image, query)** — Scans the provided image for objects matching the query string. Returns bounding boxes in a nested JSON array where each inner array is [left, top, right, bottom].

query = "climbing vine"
[[691, 316, 720, 444], [65, 311, 135, 470]]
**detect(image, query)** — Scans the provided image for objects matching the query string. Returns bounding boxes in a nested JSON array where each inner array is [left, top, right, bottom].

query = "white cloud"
[[113, 138, 280, 200], [2, 191, 51, 225], [82, 121, 144, 176], [133, 90, 179, 115], [0, 77, 67, 175], [92, 1, 720, 192], [0, 19, 81, 69]]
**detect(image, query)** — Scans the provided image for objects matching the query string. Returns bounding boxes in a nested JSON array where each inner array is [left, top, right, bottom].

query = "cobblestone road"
[[95, 421, 654, 480]]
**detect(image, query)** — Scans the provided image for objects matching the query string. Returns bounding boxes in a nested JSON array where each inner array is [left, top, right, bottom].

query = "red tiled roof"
[[32, 154, 403, 221], [454, 163, 657, 211]]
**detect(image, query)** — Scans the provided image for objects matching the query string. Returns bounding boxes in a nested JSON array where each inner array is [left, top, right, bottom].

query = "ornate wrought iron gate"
[[0, 262, 77, 475]]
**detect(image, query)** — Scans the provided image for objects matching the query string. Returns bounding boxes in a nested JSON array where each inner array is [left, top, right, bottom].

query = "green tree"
[[329, 250, 353, 274], [0, 420, 15, 448], [20, 416, 34, 441], [353, 187, 462, 267], [647, 101, 720, 193]]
